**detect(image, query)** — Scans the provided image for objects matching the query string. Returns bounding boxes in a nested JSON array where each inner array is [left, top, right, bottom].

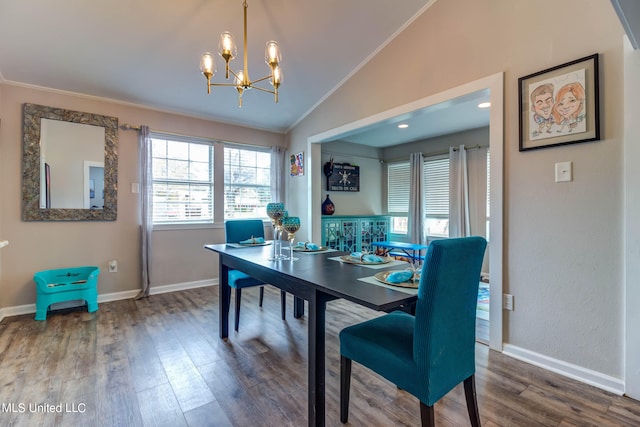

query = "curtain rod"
[[119, 124, 218, 145], [384, 144, 488, 164], [120, 123, 141, 131], [321, 150, 383, 161]]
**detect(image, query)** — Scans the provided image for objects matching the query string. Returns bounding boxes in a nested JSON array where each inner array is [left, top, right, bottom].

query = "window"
[[151, 135, 214, 224], [387, 162, 410, 234], [423, 157, 449, 238], [224, 145, 271, 219], [386, 156, 450, 237]]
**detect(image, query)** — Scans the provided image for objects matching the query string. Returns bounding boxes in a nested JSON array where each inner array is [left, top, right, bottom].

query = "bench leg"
[[86, 289, 99, 313], [87, 300, 99, 313], [35, 294, 50, 320], [35, 307, 48, 321]]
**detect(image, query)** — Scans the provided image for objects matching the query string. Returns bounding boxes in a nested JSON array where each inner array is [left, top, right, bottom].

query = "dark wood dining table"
[[204, 243, 417, 427]]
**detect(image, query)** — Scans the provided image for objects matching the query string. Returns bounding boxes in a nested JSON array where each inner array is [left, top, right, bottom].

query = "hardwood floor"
[[1, 286, 638, 426]]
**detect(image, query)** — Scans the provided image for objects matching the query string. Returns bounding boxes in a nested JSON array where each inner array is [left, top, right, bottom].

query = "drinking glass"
[[266, 202, 285, 260], [282, 216, 301, 261]]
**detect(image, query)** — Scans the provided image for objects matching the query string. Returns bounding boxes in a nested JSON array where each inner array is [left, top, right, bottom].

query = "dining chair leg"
[[259, 286, 264, 307], [234, 288, 242, 332], [281, 290, 286, 320], [419, 402, 435, 427], [340, 355, 352, 423], [463, 375, 481, 427]]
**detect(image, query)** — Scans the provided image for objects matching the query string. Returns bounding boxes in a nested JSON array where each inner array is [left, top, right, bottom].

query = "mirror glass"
[[22, 103, 118, 221]]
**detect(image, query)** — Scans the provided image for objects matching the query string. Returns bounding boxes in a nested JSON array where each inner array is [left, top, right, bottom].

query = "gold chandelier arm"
[[228, 68, 241, 81], [243, 0, 249, 84], [209, 82, 243, 88], [250, 86, 276, 95], [250, 75, 272, 85]]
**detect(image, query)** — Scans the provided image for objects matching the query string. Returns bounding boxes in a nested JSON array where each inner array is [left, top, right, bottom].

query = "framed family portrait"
[[518, 53, 600, 152]]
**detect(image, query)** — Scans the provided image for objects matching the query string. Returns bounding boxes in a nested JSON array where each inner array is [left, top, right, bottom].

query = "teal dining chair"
[[225, 219, 287, 331], [339, 236, 487, 426]]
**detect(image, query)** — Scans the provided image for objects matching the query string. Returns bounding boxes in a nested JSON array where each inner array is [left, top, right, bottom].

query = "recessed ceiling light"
[[478, 102, 491, 109], [397, 123, 409, 129]]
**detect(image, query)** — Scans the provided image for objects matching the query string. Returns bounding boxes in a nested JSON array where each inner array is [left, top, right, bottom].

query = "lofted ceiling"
[[0, 0, 490, 146]]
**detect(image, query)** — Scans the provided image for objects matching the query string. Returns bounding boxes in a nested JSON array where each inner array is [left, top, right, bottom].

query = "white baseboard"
[[148, 278, 217, 296], [0, 278, 219, 322], [502, 343, 624, 396]]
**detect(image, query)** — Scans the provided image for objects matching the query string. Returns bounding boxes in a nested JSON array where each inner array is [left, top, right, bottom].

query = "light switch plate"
[[555, 161, 572, 182]]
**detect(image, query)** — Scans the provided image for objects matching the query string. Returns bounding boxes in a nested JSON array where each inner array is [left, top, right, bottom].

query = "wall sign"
[[327, 163, 359, 192]]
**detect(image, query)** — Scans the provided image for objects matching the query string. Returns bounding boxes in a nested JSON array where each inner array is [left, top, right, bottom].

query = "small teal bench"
[[33, 266, 100, 320]]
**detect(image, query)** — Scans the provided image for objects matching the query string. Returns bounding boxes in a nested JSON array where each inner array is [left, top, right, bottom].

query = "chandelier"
[[199, 0, 282, 108]]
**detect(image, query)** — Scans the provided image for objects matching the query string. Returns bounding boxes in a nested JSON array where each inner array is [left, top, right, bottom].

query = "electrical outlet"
[[108, 260, 118, 273], [503, 293, 514, 311]]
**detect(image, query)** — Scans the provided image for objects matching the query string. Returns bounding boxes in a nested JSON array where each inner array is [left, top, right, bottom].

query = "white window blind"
[[224, 144, 271, 219], [387, 162, 410, 213], [423, 157, 449, 217], [151, 135, 214, 224], [423, 156, 450, 238]]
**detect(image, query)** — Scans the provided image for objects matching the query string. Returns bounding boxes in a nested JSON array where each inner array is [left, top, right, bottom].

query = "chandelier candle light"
[[199, 0, 283, 107]]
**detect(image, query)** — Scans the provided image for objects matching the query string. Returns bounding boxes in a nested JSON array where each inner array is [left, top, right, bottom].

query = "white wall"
[[0, 84, 4, 297], [319, 141, 384, 216], [0, 84, 285, 310], [624, 35, 640, 398], [286, 0, 626, 385]]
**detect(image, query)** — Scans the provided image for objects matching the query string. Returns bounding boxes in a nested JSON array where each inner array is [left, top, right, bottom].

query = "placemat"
[[293, 248, 338, 255], [358, 276, 418, 295], [226, 241, 272, 248], [328, 256, 408, 269]]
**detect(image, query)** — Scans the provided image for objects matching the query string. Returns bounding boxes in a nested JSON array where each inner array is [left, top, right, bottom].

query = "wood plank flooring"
[[0, 286, 638, 426]]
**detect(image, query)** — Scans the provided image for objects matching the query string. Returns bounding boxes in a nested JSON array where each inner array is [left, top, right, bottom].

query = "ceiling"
[[0, 0, 489, 146], [336, 89, 491, 147]]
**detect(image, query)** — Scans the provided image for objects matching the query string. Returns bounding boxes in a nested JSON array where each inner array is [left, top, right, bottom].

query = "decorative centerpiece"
[[282, 216, 301, 261], [266, 202, 286, 260]]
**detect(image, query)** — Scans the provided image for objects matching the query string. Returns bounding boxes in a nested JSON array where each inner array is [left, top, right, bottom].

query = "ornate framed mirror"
[[22, 103, 118, 221]]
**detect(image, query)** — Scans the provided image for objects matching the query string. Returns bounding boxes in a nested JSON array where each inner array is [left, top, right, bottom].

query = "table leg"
[[294, 296, 305, 318], [219, 261, 230, 339], [308, 291, 327, 427]]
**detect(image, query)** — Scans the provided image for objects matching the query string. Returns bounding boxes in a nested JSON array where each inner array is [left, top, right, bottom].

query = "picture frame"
[[518, 53, 600, 152], [290, 152, 304, 177], [327, 163, 360, 192]]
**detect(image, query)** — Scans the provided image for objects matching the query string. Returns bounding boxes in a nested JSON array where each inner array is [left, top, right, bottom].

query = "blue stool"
[[33, 266, 100, 320]]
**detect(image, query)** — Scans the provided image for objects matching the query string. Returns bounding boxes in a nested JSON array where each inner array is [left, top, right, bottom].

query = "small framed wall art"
[[290, 152, 304, 176], [518, 53, 600, 152]]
